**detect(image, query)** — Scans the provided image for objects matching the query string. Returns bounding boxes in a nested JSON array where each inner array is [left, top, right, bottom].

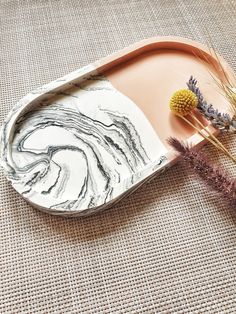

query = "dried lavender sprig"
[[187, 76, 236, 133], [168, 137, 236, 208]]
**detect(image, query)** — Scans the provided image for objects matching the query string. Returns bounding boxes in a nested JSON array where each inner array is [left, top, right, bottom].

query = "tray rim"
[[95, 36, 235, 77]]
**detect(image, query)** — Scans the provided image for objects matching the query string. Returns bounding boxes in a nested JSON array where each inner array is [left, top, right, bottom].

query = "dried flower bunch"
[[169, 89, 236, 163], [207, 43, 236, 115], [168, 137, 236, 208], [168, 39, 236, 210], [187, 76, 236, 133]]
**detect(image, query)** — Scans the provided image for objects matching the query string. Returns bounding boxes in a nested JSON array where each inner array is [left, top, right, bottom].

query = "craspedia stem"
[[180, 115, 236, 163], [191, 116, 236, 160]]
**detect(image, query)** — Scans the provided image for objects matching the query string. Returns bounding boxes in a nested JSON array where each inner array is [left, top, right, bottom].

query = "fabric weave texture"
[[0, 0, 236, 313]]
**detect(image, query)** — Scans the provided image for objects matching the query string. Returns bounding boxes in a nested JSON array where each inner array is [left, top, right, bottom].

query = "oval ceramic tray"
[[0, 36, 235, 216]]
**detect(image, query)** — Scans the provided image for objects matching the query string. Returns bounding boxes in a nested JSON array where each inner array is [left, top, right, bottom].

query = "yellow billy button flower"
[[169, 89, 198, 116], [169, 88, 236, 164]]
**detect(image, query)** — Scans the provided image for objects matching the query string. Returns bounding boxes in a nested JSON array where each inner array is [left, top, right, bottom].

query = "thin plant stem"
[[180, 116, 224, 150], [180, 115, 236, 163], [204, 31, 236, 115], [191, 115, 233, 157]]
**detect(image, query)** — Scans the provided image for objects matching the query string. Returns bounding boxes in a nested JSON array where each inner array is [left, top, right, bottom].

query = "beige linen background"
[[1, 0, 236, 313]]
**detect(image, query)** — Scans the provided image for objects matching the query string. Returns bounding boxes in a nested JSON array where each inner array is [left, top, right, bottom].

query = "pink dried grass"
[[168, 137, 236, 208]]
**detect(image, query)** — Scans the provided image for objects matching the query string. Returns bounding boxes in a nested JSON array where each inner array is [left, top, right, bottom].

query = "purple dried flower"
[[168, 137, 236, 208], [187, 76, 236, 133]]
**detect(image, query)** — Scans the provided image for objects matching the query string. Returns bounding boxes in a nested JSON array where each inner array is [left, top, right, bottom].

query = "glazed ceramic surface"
[[0, 37, 234, 216]]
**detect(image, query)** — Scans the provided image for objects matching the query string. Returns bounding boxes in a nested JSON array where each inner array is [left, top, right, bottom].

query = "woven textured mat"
[[1, 0, 236, 313]]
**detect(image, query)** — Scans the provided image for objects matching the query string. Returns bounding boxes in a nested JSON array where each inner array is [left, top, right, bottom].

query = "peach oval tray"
[[0, 36, 234, 216]]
